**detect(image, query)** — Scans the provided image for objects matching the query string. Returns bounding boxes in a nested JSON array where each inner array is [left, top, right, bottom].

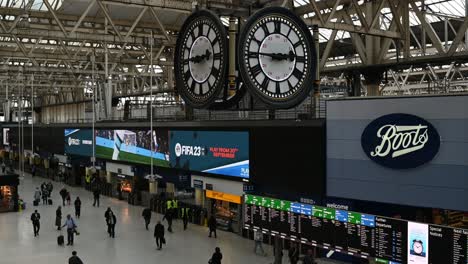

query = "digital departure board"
[[244, 194, 468, 264]]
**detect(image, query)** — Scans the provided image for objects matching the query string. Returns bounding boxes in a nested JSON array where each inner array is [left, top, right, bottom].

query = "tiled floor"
[[0, 174, 272, 264]]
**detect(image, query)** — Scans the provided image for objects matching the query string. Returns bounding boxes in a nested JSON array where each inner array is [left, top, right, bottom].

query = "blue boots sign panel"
[[169, 130, 249, 178], [361, 114, 440, 169]]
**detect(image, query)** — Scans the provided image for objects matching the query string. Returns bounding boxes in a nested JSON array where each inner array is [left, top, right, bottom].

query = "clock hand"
[[256, 51, 296, 62], [189, 49, 212, 63]]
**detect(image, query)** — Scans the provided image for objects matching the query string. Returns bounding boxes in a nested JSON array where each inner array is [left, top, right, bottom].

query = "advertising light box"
[[169, 130, 249, 178], [64, 129, 93, 156], [95, 129, 170, 167]]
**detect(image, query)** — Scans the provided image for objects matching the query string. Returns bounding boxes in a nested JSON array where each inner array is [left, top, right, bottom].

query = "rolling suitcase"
[[57, 235, 64, 246], [48, 199, 53, 205]]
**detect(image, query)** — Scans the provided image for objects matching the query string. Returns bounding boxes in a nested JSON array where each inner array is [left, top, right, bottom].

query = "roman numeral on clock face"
[[250, 64, 262, 77]]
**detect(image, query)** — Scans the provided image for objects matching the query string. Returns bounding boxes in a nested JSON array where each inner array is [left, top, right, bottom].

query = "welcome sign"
[[361, 114, 440, 169]]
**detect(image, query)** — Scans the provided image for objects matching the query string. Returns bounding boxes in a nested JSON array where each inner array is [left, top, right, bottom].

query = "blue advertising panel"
[[64, 129, 93, 156], [169, 130, 249, 178]]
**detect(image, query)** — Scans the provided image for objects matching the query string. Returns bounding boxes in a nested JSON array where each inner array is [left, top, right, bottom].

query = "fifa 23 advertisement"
[[64, 129, 93, 156], [169, 130, 249, 178]]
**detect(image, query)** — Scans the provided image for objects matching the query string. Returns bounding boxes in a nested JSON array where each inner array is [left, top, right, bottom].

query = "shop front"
[[105, 162, 135, 201], [205, 190, 242, 233], [0, 174, 19, 213]]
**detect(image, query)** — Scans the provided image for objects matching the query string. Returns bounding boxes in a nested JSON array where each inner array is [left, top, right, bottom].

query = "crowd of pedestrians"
[[26, 172, 321, 264]]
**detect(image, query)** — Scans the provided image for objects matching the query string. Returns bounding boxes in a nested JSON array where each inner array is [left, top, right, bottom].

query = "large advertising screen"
[[169, 130, 249, 178], [64, 129, 93, 156], [245, 194, 468, 264], [95, 129, 170, 167]]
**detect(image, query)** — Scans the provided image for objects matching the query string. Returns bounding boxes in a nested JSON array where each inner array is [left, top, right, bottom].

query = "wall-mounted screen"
[[95, 129, 170, 167], [169, 130, 249, 178], [244, 194, 468, 264], [64, 129, 93, 156]]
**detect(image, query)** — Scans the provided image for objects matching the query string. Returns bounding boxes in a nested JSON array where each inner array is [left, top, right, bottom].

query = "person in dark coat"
[[162, 208, 173, 233], [210, 247, 222, 264], [300, 249, 316, 264], [106, 211, 117, 238], [154, 221, 165, 250], [68, 251, 83, 264], [46, 182, 53, 198], [41, 189, 49, 205], [288, 243, 300, 264], [59, 188, 67, 206], [104, 207, 113, 235], [66, 192, 71, 205], [93, 188, 100, 207], [208, 215, 217, 238], [74, 197, 81, 218], [56, 206, 62, 230], [31, 210, 40, 236], [142, 208, 152, 230]]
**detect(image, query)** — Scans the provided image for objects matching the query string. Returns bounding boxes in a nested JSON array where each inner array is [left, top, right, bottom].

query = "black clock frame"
[[174, 9, 228, 108], [237, 7, 317, 109]]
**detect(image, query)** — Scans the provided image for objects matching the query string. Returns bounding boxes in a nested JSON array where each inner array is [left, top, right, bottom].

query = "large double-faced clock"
[[174, 10, 228, 108], [238, 7, 316, 108]]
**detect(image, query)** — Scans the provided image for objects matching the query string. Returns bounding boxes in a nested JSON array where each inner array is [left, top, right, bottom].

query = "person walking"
[[68, 251, 83, 264], [56, 206, 62, 231], [59, 188, 67, 206], [74, 197, 81, 218], [41, 188, 49, 205], [181, 207, 189, 230], [209, 247, 223, 264], [254, 230, 265, 256], [106, 211, 116, 238], [162, 208, 173, 233], [208, 215, 217, 238], [93, 188, 100, 207], [33, 187, 41, 205], [154, 221, 165, 250], [104, 207, 113, 235], [62, 214, 77, 246], [288, 243, 299, 264], [46, 182, 53, 198], [66, 191, 71, 206], [142, 207, 152, 230], [30, 210, 41, 237]]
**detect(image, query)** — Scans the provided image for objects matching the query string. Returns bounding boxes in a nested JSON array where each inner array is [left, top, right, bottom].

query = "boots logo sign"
[[361, 113, 440, 169]]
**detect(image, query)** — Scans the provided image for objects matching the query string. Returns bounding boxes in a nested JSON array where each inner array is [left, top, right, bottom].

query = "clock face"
[[412, 240, 423, 255], [238, 7, 316, 108], [175, 10, 227, 108]]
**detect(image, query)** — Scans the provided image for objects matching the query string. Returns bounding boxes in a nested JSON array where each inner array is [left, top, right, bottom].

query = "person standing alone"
[[181, 207, 190, 230], [31, 210, 41, 237], [142, 207, 152, 230], [74, 197, 81, 218], [62, 214, 77, 246], [56, 206, 62, 230], [162, 208, 173, 233], [106, 211, 116, 238], [154, 221, 165, 250], [93, 188, 100, 207], [254, 229, 265, 256], [210, 247, 223, 264], [208, 215, 217, 238]]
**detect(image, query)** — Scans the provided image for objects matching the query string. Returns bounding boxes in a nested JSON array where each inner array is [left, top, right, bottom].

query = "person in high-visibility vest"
[[181, 207, 190, 230], [172, 199, 178, 219], [166, 200, 172, 213]]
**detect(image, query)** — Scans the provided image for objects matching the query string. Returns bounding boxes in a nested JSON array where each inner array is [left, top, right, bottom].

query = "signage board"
[[193, 179, 203, 189], [2, 128, 9, 146], [361, 113, 440, 169], [244, 194, 468, 264], [206, 190, 241, 204], [169, 130, 249, 178], [64, 129, 93, 157]]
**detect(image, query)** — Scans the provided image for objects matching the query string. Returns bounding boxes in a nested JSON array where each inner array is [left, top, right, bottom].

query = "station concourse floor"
[[0, 174, 270, 264]]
